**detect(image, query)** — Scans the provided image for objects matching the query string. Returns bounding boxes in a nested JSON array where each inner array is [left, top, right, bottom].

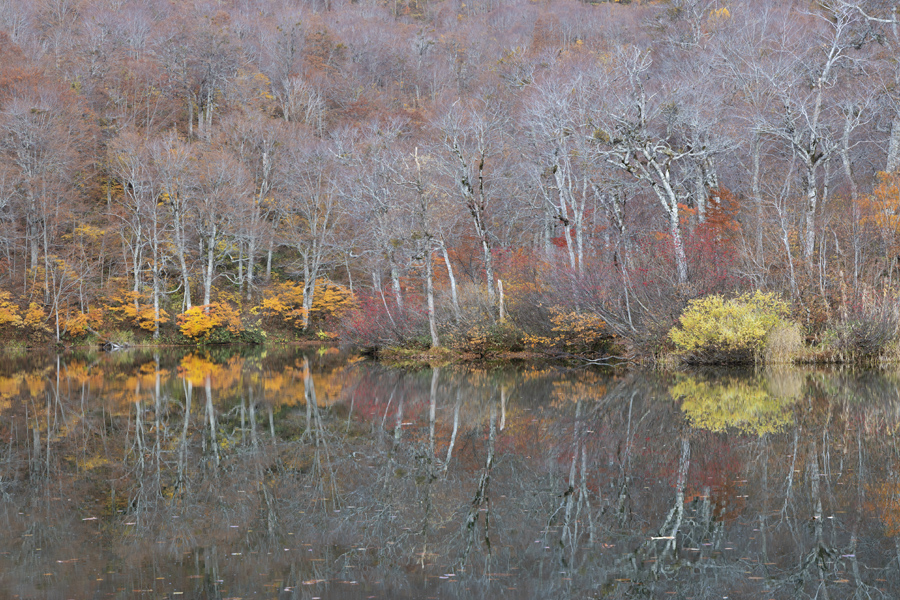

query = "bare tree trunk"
[[246, 238, 255, 302], [175, 211, 192, 310], [841, 108, 861, 287], [751, 131, 764, 262], [426, 249, 439, 348], [481, 235, 496, 299], [669, 205, 688, 285], [266, 236, 274, 282], [888, 114, 900, 173], [151, 212, 161, 339], [203, 230, 215, 308], [441, 242, 460, 321], [302, 260, 314, 331], [391, 264, 403, 309]]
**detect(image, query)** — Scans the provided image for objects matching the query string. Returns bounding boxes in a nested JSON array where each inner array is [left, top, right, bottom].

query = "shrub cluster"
[[669, 291, 796, 364]]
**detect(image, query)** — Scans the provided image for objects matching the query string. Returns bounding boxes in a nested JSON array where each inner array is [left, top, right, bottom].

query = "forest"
[[1, 0, 899, 360]]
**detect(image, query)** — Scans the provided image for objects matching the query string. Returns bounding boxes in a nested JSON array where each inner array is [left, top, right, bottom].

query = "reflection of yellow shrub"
[[671, 375, 798, 436], [669, 291, 792, 361]]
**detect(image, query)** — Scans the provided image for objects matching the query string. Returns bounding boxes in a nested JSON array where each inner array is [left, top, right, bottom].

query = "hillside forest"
[[1, 0, 900, 358]]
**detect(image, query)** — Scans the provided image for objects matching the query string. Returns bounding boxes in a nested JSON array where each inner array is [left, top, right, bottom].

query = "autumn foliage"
[[177, 303, 243, 341]]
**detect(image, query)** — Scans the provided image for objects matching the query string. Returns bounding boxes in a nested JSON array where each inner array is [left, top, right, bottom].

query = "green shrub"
[[669, 291, 795, 364]]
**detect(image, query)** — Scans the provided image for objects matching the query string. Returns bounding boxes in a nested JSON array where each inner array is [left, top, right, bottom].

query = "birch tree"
[[436, 100, 509, 300], [525, 75, 596, 274], [282, 136, 342, 331], [152, 132, 194, 311], [754, 4, 861, 260], [194, 146, 249, 308], [590, 48, 718, 285]]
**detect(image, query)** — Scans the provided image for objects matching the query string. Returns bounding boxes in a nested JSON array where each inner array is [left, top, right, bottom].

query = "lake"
[[0, 345, 898, 599]]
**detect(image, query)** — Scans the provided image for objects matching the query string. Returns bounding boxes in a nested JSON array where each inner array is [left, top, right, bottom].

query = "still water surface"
[[1, 346, 899, 599]]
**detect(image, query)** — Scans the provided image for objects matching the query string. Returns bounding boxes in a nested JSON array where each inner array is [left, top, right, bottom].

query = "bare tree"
[[152, 132, 194, 311], [282, 134, 343, 331], [435, 99, 509, 301], [589, 48, 719, 285], [753, 4, 862, 260], [194, 145, 250, 308]]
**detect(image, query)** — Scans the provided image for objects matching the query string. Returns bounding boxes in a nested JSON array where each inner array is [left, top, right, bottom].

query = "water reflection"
[[1, 348, 899, 598], [670, 370, 802, 435]]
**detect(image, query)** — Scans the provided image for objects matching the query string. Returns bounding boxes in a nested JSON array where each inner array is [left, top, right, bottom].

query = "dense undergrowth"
[[5, 255, 900, 368]]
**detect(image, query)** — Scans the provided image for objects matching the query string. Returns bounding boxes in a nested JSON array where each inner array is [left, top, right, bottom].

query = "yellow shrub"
[[23, 303, 50, 333], [255, 279, 354, 329], [549, 309, 608, 351], [669, 291, 792, 361], [311, 281, 354, 319], [177, 303, 242, 340], [61, 308, 104, 337], [0, 292, 22, 329], [523, 307, 609, 352], [105, 292, 169, 331]]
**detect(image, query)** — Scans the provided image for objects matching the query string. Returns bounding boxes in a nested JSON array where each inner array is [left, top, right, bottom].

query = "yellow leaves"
[[77, 455, 109, 471], [549, 309, 607, 349], [524, 307, 609, 352], [255, 279, 353, 329], [259, 295, 290, 315], [0, 291, 23, 329], [709, 6, 731, 22], [23, 303, 50, 333], [671, 374, 798, 436], [311, 280, 354, 318], [177, 302, 241, 340], [62, 308, 103, 337], [523, 333, 552, 348], [861, 172, 900, 242], [669, 291, 791, 359], [72, 224, 105, 240], [105, 291, 169, 331]]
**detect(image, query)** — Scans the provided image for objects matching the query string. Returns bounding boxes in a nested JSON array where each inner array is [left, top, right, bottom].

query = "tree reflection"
[[3, 352, 900, 598], [671, 370, 802, 436]]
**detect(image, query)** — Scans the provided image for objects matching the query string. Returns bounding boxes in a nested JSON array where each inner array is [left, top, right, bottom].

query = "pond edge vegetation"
[[8, 278, 900, 371]]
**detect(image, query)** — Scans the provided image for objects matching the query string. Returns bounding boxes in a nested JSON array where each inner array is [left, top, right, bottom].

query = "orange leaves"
[[0, 291, 23, 329], [23, 303, 50, 333], [254, 279, 353, 330], [177, 302, 242, 340], [861, 172, 900, 240], [311, 280, 354, 319], [60, 308, 103, 337], [105, 291, 169, 332]]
